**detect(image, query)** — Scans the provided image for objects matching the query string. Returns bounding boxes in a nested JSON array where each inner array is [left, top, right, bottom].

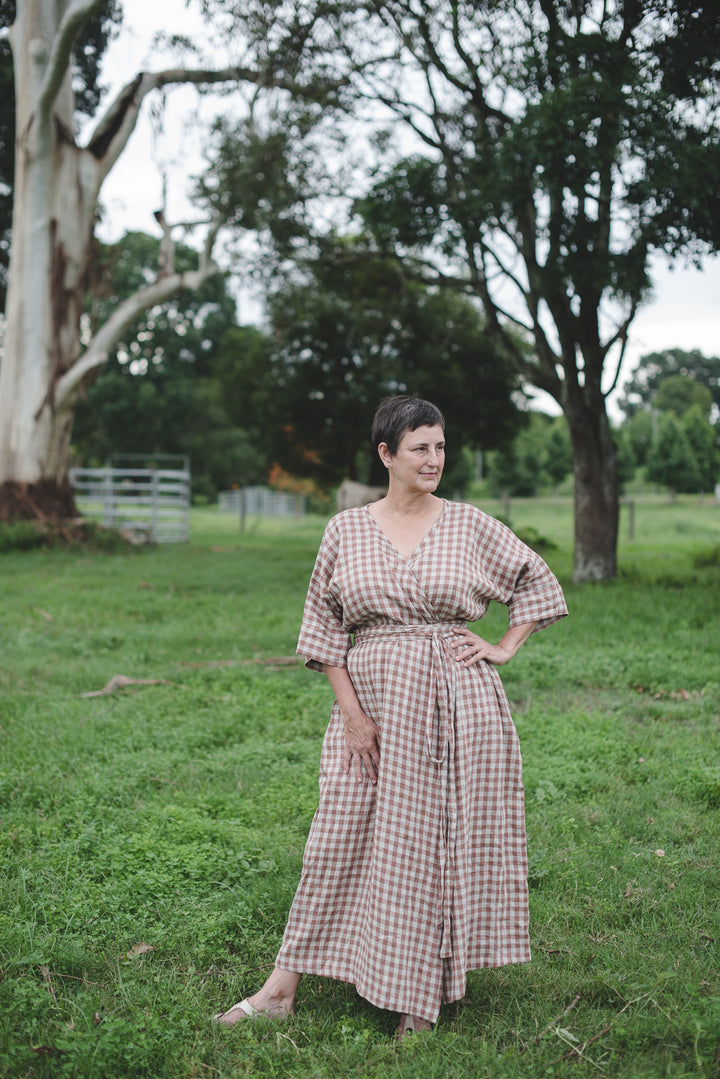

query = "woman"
[[216, 395, 568, 1037]]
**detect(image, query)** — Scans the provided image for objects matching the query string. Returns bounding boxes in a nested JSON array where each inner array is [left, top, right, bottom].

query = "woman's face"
[[380, 424, 446, 493]]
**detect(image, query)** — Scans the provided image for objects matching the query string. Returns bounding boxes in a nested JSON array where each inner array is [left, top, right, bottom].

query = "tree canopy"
[[615, 351, 720, 493], [219, 250, 523, 489], [485, 413, 572, 499], [618, 348, 720, 416], [653, 376, 714, 420], [646, 412, 701, 495], [3, 0, 720, 575]]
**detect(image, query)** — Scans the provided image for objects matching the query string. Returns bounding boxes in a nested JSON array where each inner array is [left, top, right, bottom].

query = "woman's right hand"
[[322, 664, 381, 786], [341, 709, 381, 785]]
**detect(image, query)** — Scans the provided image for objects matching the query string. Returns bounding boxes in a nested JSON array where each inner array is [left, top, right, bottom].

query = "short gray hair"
[[371, 395, 445, 455]]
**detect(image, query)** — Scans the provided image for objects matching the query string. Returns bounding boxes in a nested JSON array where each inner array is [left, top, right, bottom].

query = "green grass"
[[1, 499, 719, 1077]]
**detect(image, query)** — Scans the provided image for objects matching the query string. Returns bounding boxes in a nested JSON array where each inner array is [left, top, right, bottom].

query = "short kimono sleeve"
[[296, 518, 351, 673], [475, 511, 568, 633]]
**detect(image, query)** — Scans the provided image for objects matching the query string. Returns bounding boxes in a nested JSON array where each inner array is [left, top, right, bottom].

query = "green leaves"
[[645, 411, 700, 493], [354, 157, 448, 250], [74, 231, 268, 498], [253, 251, 523, 485]]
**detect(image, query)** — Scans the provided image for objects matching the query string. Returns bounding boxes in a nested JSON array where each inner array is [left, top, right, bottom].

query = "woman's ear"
[[377, 442, 392, 469]]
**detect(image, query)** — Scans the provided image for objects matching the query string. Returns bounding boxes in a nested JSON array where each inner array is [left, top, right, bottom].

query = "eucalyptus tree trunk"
[[0, 0, 102, 516], [0, 0, 264, 520]]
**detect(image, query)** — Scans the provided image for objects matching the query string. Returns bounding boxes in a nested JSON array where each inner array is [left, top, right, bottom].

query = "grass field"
[[1, 496, 719, 1078]]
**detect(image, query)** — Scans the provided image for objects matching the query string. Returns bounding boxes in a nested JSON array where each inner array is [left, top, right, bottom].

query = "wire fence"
[[218, 487, 306, 519]]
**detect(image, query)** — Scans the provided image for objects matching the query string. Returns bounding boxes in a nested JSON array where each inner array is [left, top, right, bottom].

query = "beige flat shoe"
[[214, 998, 291, 1025], [214, 998, 258, 1025]]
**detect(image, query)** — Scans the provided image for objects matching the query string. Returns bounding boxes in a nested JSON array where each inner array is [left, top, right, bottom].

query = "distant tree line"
[[484, 348, 720, 499]]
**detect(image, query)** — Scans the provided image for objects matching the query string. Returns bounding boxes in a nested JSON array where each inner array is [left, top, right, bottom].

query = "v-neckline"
[[365, 499, 447, 563]]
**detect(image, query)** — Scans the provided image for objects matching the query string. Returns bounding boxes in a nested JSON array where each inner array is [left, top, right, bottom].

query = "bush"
[[0, 520, 133, 553], [0, 522, 47, 552]]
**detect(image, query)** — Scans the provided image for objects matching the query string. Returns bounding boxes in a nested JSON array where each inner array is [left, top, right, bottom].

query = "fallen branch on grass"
[[535, 994, 582, 1042], [79, 675, 176, 698], [79, 656, 300, 697], [552, 992, 650, 1066]]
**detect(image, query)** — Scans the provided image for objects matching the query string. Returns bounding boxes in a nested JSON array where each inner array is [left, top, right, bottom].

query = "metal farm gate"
[[70, 455, 191, 543]]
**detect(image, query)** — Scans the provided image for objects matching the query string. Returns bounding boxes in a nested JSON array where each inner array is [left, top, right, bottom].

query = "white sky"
[[95, 0, 720, 415]]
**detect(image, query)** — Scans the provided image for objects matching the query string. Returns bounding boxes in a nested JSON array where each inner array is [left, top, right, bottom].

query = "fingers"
[[453, 635, 508, 666], [342, 712, 381, 784], [355, 754, 377, 785], [344, 738, 380, 785], [353, 742, 380, 784], [450, 633, 511, 667], [450, 631, 489, 665]]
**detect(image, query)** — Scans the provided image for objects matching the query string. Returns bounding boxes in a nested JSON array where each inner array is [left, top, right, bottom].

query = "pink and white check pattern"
[[275, 501, 568, 1021]]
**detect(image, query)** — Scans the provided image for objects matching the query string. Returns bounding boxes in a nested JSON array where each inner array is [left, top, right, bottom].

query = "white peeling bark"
[[0, 1, 99, 488], [0, 2, 268, 511]]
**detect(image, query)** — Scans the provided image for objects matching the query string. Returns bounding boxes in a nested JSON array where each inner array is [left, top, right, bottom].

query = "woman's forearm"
[[323, 664, 364, 719], [497, 621, 537, 659]]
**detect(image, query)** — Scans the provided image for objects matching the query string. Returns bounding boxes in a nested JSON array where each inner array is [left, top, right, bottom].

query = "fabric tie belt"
[[352, 622, 465, 762], [352, 621, 466, 957]]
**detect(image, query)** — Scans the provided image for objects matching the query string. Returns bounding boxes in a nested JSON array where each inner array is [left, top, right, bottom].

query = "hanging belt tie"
[[352, 621, 464, 957]]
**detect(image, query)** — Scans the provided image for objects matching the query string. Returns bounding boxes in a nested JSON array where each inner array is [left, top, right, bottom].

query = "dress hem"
[[274, 951, 532, 1022]]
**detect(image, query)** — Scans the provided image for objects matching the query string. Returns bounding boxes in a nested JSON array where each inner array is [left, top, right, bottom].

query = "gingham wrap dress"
[[276, 499, 568, 1021]]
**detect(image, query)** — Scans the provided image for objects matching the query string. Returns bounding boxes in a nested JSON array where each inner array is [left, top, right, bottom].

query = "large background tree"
[[336, 0, 720, 581], [0, 0, 120, 309], [0, 2, 17, 312], [0, 0, 342, 519]]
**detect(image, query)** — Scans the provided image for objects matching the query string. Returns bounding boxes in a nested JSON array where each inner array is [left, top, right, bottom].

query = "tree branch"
[[481, 242, 531, 303], [602, 299, 639, 398], [414, 2, 507, 130], [392, 234, 564, 399], [85, 62, 342, 181], [38, 0, 105, 119], [356, 76, 443, 154], [55, 255, 220, 411]]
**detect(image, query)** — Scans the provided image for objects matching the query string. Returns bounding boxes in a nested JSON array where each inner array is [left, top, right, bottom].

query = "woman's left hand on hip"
[[450, 628, 512, 667]]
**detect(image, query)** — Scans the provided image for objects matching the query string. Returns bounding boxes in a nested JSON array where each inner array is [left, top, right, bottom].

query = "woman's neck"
[[378, 490, 441, 517]]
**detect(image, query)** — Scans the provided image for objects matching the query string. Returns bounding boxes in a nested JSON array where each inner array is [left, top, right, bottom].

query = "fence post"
[[149, 471, 158, 542], [103, 469, 113, 528]]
